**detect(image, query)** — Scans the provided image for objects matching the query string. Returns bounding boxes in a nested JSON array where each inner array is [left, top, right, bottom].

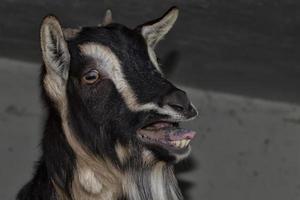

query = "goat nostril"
[[168, 104, 185, 112], [188, 105, 198, 117]]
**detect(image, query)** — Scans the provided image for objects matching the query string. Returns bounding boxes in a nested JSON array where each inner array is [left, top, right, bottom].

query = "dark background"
[[0, 1, 299, 200], [0, 0, 299, 103]]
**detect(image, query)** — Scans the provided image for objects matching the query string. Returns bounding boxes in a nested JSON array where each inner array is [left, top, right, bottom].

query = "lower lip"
[[138, 134, 191, 150]]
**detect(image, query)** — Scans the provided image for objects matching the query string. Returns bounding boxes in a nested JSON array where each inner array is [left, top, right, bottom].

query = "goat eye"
[[82, 70, 100, 84]]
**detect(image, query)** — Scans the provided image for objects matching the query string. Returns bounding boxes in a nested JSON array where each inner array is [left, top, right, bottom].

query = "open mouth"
[[137, 121, 196, 154]]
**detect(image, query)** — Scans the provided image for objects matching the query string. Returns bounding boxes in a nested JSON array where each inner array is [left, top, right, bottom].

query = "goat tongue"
[[164, 127, 196, 141], [139, 126, 196, 142]]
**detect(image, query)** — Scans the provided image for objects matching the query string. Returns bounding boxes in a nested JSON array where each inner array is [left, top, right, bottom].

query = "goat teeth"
[[182, 140, 188, 147], [179, 140, 185, 148], [182, 139, 190, 148], [181, 140, 185, 147], [171, 140, 190, 148], [186, 139, 190, 146], [186, 139, 191, 145]]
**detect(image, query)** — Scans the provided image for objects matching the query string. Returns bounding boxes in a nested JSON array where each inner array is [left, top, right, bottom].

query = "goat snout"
[[162, 89, 198, 119]]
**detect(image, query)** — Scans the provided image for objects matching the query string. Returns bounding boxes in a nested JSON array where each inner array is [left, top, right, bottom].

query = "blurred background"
[[0, 0, 299, 200]]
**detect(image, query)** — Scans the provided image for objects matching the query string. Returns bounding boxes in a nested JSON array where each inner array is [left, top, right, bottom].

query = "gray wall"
[[1, 59, 300, 200], [0, 1, 299, 200], [0, 0, 300, 102]]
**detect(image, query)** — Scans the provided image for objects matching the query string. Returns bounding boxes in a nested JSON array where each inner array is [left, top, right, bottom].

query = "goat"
[[17, 7, 198, 200]]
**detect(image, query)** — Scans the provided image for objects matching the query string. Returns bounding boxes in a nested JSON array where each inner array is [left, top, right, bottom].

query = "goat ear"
[[40, 15, 70, 81], [138, 7, 179, 48], [102, 9, 113, 26]]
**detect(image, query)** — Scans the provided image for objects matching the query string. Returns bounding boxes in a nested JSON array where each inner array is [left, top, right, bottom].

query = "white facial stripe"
[[79, 43, 185, 120]]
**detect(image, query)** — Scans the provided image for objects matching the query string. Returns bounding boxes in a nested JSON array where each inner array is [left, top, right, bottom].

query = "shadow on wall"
[[175, 157, 198, 200], [162, 50, 196, 200], [160, 50, 181, 77]]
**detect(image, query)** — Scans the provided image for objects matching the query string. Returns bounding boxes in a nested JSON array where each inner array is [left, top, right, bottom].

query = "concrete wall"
[[0, 0, 299, 103], [0, 1, 299, 199], [1, 58, 299, 200]]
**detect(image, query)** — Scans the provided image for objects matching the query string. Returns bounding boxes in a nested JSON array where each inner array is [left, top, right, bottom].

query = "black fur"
[[17, 10, 196, 200]]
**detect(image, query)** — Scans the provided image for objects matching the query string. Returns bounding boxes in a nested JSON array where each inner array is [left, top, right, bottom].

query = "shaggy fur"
[[17, 7, 197, 200]]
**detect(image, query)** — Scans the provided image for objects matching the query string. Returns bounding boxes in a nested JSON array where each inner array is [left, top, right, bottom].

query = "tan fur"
[[43, 73, 67, 109], [142, 148, 156, 164], [115, 142, 130, 164], [51, 102, 180, 200], [150, 162, 167, 200], [40, 12, 187, 200], [41, 16, 70, 108], [40, 16, 70, 81], [78, 167, 103, 194], [40, 19, 122, 199], [42, 51, 122, 200], [41, 25, 153, 200], [151, 163, 182, 200], [61, 107, 122, 200], [63, 28, 81, 40], [122, 174, 141, 200], [166, 166, 182, 200]]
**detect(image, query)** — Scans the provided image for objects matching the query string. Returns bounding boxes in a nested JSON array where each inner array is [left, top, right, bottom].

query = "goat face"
[[40, 7, 198, 166]]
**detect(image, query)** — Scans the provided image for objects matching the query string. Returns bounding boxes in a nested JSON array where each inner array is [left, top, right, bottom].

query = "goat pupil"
[[86, 74, 96, 80], [84, 70, 99, 82]]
